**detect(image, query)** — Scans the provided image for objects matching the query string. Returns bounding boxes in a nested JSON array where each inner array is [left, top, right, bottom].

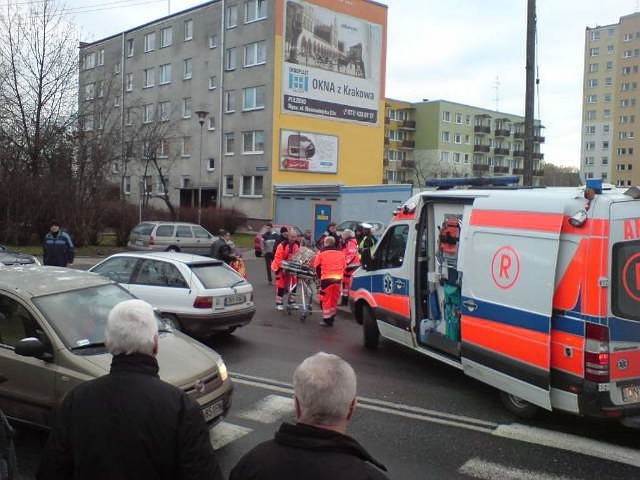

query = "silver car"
[[90, 252, 255, 338], [0, 266, 232, 428], [127, 221, 218, 255]]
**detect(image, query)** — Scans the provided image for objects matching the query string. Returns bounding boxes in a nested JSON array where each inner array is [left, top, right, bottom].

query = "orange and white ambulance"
[[349, 178, 640, 424]]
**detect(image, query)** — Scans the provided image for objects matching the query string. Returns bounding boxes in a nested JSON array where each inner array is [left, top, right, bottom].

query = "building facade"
[[383, 98, 416, 184], [78, 0, 387, 222], [581, 12, 640, 187], [383, 99, 544, 187]]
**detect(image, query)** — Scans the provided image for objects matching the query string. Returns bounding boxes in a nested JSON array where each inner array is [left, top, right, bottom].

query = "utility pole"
[[523, 0, 536, 187]]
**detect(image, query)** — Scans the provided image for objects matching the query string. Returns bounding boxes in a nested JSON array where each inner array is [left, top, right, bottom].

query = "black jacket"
[[230, 422, 388, 480], [42, 231, 74, 267], [210, 238, 235, 264], [37, 353, 223, 480]]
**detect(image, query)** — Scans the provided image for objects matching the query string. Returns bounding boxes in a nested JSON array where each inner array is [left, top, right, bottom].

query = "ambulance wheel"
[[362, 306, 379, 350], [500, 391, 538, 419]]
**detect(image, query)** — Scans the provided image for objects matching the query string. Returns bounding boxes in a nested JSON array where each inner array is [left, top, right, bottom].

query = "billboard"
[[282, 0, 382, 125], [280, 129, 339, 173]]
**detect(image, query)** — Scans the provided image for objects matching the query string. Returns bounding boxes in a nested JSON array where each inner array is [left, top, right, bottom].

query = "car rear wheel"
[[500, 391, 539, 419], [362, 305, 380, 350], [161, 313, 182, 332]]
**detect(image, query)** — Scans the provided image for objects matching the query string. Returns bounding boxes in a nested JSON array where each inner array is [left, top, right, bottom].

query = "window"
[[225, 47, 237, 70], [605, 77, 613, 86], [184, 19, 193, 41], [603, 124, 610, 133], [114, 63, 121, 74], [454, 133, 462, 144], [587, 94, 597, 103], [602, 156, 609, 165], [209, 34, 217, 48], [607, 45, 615, 54], [585, 141, 595, 151], [123, 176, 132, 194], [183, 58, 193, 80], [207, 158, 215, 170], [607, 61, 614, 70], [125, 107, 134, 126], [84, 52, 97, 70], [126, 38, 135, 57], [244, 40, 266, 66], [604, 94, 612, 102], [243, 85, 265, 110], [125, 73, 133, 92], [159, 64, 172, 84], [241, 176, 264, 196], [225, 5, 238, 28], [588, 63, 598, 73], [585, 125, 596, 135], [224, 90, 236, 113], [375, 224, 409, 269], [209, 75, 217, 90], [84, 113, 94, 131], [97, 48, 104, 66], [455, 113, 462, 124], [160, 26, 173, 47], [181, 137, 191, 157], [588, 79, 598, 88], [144, 32, 155, 52], [590, 47, 599, 56], [242, 130, 264, 153], [182, 97, 192, 118], [590, 30, 600, 41], [224, 132, 235, 155], [114, 95, 121, 107], [441, 131, 450, 143], [143, 68, 155, 88], [586, 110, 596, 120], [159, 101, 171, 121], [604, 109, 611, 118], [585, 156, 594, 166], [442, 111, 451, 122], [440, 151, 450, 162], [208, 117, 215, 131], [84, 83, 95, 101], [245, 0, 267, 23], [159, 139, 169, 158], [224, 175, 234, 195], [143, 103, 154, 123]]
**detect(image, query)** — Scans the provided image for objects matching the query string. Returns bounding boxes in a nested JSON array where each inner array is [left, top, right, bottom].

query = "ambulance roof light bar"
[[425, 176, 520, 190]]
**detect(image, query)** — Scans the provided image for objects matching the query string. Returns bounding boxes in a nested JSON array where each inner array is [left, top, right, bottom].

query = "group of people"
[[263, 222, 377, 326], [36, 299, 389, 479]]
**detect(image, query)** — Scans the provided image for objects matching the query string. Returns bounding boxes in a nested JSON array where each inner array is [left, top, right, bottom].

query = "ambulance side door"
[[459, 195, 564, 411]]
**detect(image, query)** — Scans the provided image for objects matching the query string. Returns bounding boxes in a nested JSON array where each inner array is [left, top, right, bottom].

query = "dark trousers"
[[264, 253, 274, 282]]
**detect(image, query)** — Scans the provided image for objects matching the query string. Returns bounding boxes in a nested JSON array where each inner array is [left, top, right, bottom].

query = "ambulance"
[[349, 178, 640, 425]]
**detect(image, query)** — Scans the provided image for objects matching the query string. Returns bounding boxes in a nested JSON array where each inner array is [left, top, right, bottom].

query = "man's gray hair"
[[105, 299, 158, 356], [293, 352, 357, 425]]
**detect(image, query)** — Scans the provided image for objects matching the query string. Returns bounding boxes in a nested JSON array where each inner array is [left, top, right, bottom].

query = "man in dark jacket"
[[230, 352, 389, 480], [262, 223, 280, 284], [210, 229, 236, 265], [42, 220, 74, 267], [37, 299, 223, 480]]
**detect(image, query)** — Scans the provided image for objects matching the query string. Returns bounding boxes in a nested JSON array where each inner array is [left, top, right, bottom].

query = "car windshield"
[[190, 263, 247, 289], [32, 284, 136, 350]]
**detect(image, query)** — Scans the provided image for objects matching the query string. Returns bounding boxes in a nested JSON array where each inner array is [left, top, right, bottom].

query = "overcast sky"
[[66, 0, 640, 168]]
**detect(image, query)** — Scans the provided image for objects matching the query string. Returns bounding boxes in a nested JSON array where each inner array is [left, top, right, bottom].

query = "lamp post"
[[195, 109, 208, 225]]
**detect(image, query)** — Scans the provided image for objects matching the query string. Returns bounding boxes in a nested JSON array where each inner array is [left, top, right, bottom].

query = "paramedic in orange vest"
[[313, 236, 346, 327], [271, 228, 300, 310], [340, 229, 360, 306]]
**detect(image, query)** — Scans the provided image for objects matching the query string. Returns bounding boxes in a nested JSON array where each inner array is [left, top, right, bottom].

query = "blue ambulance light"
[[585, 178, 603, 194]]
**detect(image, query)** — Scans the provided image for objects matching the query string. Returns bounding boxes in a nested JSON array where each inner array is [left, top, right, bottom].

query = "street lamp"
[[195, 109, 209, 225]]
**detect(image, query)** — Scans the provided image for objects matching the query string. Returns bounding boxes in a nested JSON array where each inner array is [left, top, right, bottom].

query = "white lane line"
[[236, 394, 295, 424], [494, 424, 640, 468], [460, 457, 580, 480], [210, 421, 252, 450]]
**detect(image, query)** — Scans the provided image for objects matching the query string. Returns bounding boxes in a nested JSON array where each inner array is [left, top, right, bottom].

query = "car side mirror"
[[14, 337, 53, 361]]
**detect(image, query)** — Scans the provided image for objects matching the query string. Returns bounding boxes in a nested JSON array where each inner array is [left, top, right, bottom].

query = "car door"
[[191, 225, 214, 255], [0, 293, 56, 426], [90, 256, 139, 284], [175, 225, 196, 253]]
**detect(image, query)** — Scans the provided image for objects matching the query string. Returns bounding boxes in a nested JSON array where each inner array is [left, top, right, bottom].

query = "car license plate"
[[225, 294, 245, 306], [622, 385, 640, 402], [202, 400, 224, 422]]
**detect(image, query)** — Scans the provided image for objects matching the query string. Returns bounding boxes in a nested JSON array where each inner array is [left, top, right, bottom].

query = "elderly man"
[[230, 352, 388, 479], [37, 299, 223, 480]]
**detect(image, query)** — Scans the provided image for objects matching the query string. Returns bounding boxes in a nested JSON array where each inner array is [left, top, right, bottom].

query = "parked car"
[[0, 266, 232, 428], [336, 220, 385, 237], [89, 251, 255, 338], [0, 245, 40, 266], [253, 224, 302, 257], [127, 221, 218, 255]]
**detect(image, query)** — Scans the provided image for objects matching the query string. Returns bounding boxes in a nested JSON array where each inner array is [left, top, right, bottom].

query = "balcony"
[[532, 152, 544, 160], [384, 117, 390, 124], [400, 140, 415, 149], [533, 170, 545, 177], [473, 164, 490, 172], [384, 138, 389, 145], [534, 135, 545, 143], [401, 159, 416, 169], [473, 144, 490, 153], [474, 125, 491, 134], [494, 129, 511, 137], [494, 147, 510, 155], [399, 120, 416, 130], [493, 166, 510, 174], [513, 149, 525, 157], [514, 132, 525, 139], [513, 168, 524, 174]]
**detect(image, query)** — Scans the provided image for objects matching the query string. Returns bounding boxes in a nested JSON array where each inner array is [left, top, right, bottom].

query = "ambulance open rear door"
[[458, 194, 565, 411]]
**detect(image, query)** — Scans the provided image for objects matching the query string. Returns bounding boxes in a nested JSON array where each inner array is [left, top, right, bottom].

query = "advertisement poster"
[[280, 129, 339, 173], [282, 0, 382, 125]]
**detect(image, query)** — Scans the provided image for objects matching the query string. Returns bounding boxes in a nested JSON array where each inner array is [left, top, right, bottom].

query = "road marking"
[[210, 421, 252, 450], [230, 371, 640, 468], [460, 457, 580, 480], [236, 394, 295, 424]]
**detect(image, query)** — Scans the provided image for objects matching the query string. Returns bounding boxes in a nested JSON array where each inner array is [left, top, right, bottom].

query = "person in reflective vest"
[[313, 236, 346, 327], [341, 229, 360, 306], [271, 229, 300, 310], [358, 223, 376, 267]]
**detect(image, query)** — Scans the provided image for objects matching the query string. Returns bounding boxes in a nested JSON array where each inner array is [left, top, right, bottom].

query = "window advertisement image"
[[280, 129, 338, 173], [282, 0, 382, 124]]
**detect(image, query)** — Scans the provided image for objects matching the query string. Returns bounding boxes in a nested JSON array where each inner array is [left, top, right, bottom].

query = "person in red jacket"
[[313, 236, 346, 326], [340, 229, 360, 306], [271, 228, 300, 310]]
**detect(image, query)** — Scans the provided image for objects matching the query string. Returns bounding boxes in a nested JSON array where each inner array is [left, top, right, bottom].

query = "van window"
[[155, 225, 174, 237], [193, 226, 212, 239], [611, 240, 640, 321], [375, 224, 409, 268], [133, 223, 155, 235], [176, 226, 193, 238]]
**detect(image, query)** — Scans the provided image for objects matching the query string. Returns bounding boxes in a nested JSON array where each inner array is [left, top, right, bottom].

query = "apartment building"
[[581, 12, 640, 187], [383, 99, 544, 186], [78, 0, 387, 222]]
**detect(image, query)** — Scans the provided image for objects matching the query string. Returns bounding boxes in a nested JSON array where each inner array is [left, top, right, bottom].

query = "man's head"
[[328, 222, 337, 233], [293, 352, 357, 431], [50, 220, 60, 233], [287, 228, 298, 242], [341, 229, 354, 239], [323, 236, 336, 248], [219, 229, 230, 239], [280, 226, 289, 237], [360, 223, 373, 234], [105, 299, 158, 357]]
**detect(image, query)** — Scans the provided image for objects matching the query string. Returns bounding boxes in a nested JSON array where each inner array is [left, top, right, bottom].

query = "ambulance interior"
[[416, 201, 471, 358]]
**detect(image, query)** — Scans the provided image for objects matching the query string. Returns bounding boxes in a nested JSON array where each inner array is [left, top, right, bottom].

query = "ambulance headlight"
[[569, 209, 588, 227]]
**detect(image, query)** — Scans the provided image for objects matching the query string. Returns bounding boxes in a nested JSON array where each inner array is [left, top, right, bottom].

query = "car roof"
[[138, 221, 203, 226], [102, 251, 224, 266], [0, 266, 114, 298]]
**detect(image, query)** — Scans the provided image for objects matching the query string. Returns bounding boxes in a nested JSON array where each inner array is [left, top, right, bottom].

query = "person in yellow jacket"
[[313, 236, 346, 327]]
